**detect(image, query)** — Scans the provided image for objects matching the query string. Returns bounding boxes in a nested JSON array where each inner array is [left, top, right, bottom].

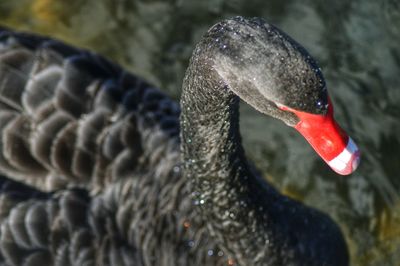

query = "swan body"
[[0, 17, 358, 265]]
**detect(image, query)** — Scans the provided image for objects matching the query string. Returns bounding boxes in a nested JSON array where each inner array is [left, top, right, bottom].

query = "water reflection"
[[1, 0, 400, 265]]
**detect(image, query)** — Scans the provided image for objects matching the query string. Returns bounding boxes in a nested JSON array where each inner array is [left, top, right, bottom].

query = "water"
[[1, 0, 400, 265]]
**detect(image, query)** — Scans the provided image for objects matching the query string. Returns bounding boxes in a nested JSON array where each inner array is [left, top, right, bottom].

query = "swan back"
[[0, 27, 180, 192]]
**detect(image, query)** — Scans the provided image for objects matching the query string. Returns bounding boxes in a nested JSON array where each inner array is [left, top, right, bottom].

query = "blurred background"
[[1, 0, 400, 265]]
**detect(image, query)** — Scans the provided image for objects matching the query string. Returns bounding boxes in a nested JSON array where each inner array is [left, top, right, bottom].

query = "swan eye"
[[314, 100, 329, 112]]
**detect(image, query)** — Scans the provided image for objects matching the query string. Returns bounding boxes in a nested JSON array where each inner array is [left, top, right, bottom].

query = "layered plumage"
[[0, 17, 350, 266], [0, 26, 224, 266]]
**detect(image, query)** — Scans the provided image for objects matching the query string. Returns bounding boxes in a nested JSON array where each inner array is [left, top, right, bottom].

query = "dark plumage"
[[0, 17, 349, 266]]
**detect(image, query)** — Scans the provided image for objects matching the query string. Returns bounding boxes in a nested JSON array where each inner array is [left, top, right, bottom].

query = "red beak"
[[279, 98, 360, 175]]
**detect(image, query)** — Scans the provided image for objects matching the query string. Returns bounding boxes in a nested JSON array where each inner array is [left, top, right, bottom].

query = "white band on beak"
[[328, 138, 360, 175]]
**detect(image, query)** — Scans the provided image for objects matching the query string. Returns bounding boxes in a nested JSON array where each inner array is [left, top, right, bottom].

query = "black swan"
[[0, 17, 359, 266]]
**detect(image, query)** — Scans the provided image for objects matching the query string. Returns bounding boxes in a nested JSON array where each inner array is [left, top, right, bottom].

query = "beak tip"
[[328, 138, 360, 176]]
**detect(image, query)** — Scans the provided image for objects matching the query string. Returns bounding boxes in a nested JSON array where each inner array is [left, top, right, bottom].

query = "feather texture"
[[0, 19, 350, 266], [0, 27, 224, 266], [0, 27, 180, 192]]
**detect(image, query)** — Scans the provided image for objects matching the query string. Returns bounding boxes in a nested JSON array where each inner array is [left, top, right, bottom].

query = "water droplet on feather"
[[188, 240, 195, 248]]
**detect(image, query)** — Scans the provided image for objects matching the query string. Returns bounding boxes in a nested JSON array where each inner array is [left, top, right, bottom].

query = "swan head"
[[199, 16, 360, 175]]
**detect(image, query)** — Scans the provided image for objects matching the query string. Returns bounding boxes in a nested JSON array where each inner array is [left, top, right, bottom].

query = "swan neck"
[[180, 57, 244, 184], [180, 55, 278, 265]]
